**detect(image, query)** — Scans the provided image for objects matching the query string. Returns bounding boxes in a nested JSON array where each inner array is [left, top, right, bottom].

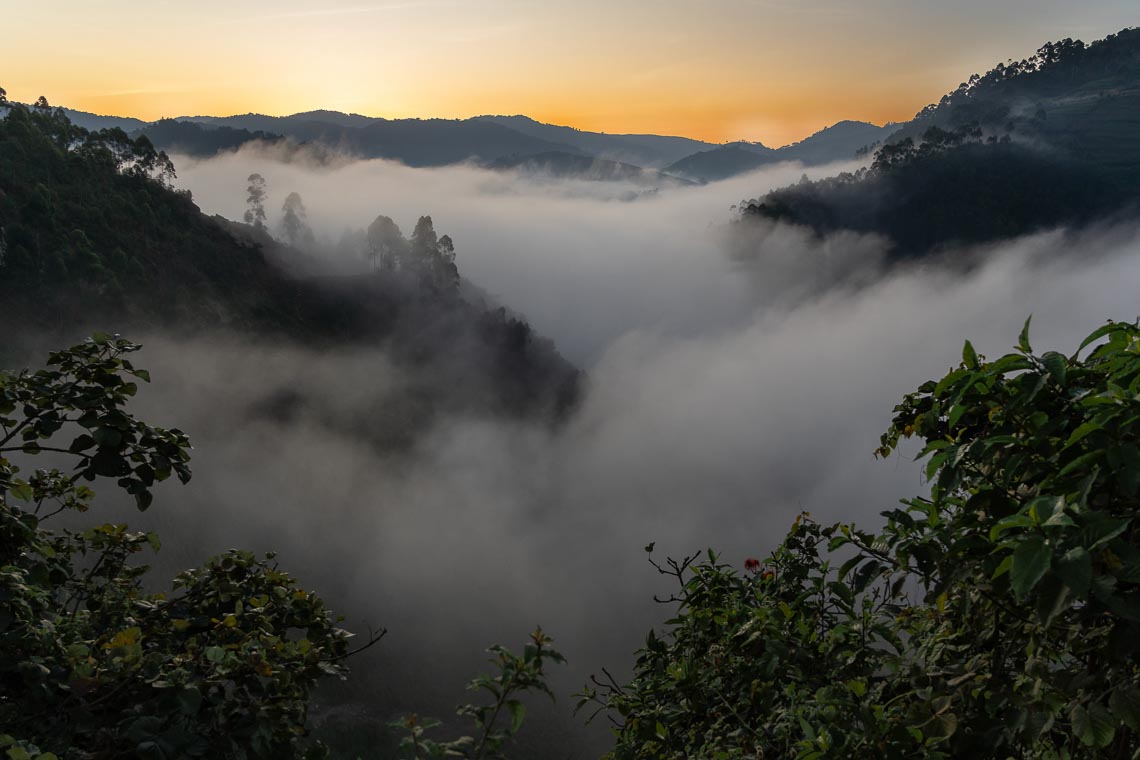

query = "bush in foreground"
[[0, 335, 373, 758], [585, 320, 1140, 759]]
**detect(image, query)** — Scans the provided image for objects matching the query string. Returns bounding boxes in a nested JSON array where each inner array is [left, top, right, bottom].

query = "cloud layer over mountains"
[[94, 149, 1140, 754]]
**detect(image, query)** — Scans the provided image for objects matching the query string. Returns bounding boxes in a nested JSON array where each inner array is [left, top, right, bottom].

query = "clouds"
[[110, 152, 1140, 755], [171, 148, 864, 361]]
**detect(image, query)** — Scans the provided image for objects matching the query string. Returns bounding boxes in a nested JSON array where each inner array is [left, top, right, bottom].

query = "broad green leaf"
[[962, 340, 979, 369], [1041, 352, 1067, 385], [93, 426, 122, 448], [1079, 514, 1130, 551], [988, 353, 1033, 374], [1056, 547, 1091, 597], [1027, 496, 1063, 525], [1065, 421, 1102, 449], [507, 699, 526, 734], [1078, 322, 1119, 354], [990, 514, 1032, 542], [1010, 536, 1051, 599], [991, 554, 1013, 580], [1110, 686, 1140, 731], [1018, 316, 1033, 353], [1071, 702, 1115, 749]]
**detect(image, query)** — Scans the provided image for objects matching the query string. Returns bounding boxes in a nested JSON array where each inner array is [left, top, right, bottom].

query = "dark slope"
[[742, 27, 1140, 258], [485, 150, 696, 187], [748, 140, 1117, 257], [886, 27, 1140, 187], [473, 114, 715, 168], [0, 100, 579, 427], [664, 120, 892, 182]]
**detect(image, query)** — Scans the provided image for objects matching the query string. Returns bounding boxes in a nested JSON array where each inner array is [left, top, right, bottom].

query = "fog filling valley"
[[69, 148, 1140, 753]]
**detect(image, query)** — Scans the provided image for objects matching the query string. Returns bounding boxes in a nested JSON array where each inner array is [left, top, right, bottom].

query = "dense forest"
[[743, 28, 1140, 258]]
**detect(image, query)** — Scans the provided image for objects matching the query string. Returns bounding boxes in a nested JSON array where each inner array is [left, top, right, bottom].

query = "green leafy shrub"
[[0, 335, 378, 758], [391, 627, 565, 759], [585, 319, 1140, 759]]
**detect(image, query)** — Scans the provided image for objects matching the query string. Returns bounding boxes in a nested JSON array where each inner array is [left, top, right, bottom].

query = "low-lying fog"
[[90, 147, 1140, 754]]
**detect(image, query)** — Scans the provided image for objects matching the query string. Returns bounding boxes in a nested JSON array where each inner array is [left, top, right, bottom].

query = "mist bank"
[[169, 148, 867, 363], [95, 212, 1140, 756], [123, 146, 1140, 755]]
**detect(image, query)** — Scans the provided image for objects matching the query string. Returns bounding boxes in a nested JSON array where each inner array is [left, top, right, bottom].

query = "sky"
[[3, 1, 1136, 147]]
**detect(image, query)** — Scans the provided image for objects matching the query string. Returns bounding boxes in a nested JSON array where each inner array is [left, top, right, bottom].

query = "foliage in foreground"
[[0, 334, 562, 760], [390, 627, 565, 760], [584, 319, 1140, 758], [0, 335, 368, 758]]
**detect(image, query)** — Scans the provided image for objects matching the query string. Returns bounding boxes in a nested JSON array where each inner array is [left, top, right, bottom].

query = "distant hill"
[[664, 121, 894, 182], [49, 106, 891, 182], [136, 118, 284, 157], [473, 115, 715, 168], [485, 151, 696, 188], [171, 113, 585, 166], [276, 109, 377, 128], [721, 141, 776, 156], [664, 146, 777, 182], [60, 108, 147, 133], [742, 27, 1140, 259], [777, 120, 896, 165]]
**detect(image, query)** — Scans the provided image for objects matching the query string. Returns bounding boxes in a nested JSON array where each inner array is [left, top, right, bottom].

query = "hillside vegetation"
[[742, 28, 1140, 258], [0, 94, 579, 429]]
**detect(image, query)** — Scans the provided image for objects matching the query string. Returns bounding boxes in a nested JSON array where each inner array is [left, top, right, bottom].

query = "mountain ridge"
[[48, 105, 891, 181]]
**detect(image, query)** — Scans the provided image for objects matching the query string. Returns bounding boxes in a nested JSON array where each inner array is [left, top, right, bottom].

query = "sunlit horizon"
[[4, 1, 1136, 147]]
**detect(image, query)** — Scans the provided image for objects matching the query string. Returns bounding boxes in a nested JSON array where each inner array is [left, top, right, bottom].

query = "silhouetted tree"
[[437, 233, 459, 290], [244, 173, 267, 229], [280, 191, 315, 248], [408, 216, 459, 292], [410, 215, 438, 259], [366, 214, 406, 271]]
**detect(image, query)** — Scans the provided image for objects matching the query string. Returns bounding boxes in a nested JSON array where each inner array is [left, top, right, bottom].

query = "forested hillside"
[[0, 94, 579, 428], [741, 28, 1140, 258], [136, 119, 286, 158]]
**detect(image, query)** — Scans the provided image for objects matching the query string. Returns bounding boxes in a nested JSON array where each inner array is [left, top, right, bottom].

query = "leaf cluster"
[[390, 627, 565, 759]]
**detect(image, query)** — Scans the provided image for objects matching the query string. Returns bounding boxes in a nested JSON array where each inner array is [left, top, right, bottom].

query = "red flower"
[[744, 558, 760, 573], [761, 570, 775, 581]]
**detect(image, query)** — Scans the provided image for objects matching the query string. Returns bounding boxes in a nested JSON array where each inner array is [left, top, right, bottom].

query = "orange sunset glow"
[[5, 0, 1136, 146]]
